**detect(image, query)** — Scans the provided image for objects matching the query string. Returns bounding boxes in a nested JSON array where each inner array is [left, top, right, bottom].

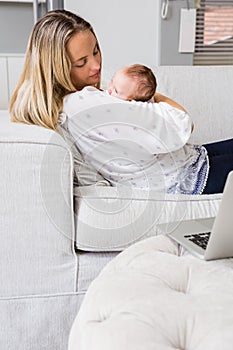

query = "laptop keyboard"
[[184, 232, 211, 250]]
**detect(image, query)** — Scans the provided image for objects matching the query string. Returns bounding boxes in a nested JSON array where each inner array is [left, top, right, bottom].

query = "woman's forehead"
[[67, 30, 97, 63]]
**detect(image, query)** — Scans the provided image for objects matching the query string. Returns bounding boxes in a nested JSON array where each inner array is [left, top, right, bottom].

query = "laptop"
[[158, 171, 233, 260]]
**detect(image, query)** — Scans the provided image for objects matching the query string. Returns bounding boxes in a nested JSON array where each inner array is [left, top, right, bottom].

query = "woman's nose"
[[91, 56, 101, 70]]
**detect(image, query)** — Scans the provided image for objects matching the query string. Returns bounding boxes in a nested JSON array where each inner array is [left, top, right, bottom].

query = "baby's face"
[[108, 69, 136, 101]]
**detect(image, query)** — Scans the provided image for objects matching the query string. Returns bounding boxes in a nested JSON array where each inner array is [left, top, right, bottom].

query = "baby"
[[107, 64, 157, 102]]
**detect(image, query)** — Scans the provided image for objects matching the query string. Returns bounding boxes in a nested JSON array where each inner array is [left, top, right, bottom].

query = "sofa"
[[0, 66, 232, 349]]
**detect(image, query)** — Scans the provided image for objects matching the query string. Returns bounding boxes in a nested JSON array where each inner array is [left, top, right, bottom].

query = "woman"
[[9, 10, 233, 194]]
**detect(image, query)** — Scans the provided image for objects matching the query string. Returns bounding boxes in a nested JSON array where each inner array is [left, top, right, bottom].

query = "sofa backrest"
[[0, 112, 76, 297], [154, 66, 233, 144]]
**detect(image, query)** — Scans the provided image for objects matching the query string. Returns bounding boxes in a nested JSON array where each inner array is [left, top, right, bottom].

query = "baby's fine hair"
[[125, 64, 157, 102]]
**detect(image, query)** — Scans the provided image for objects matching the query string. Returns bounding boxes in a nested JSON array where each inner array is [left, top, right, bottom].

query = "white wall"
[[160, 0, 195, 65], [64, 0, 161, 85]]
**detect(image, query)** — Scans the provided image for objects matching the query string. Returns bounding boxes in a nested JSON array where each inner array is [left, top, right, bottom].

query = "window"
[[194, 0, 233, 65]]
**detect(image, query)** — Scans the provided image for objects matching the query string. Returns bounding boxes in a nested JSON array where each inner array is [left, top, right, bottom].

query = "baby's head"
[[108, 64, 157, 102]]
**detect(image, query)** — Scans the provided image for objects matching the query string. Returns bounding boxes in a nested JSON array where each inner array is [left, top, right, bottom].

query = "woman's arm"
[[154, 92, 186, 112], [154, 92, 194, 132]]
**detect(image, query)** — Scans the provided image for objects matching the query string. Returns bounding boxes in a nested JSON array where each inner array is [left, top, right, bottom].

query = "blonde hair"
[[124, 64, 157, 102], [9, 10, 101, 129]]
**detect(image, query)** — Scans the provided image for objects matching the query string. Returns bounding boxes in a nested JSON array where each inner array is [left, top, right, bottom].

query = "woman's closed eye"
[[74, 59, 87, 68], [73, 46, 99, 68]]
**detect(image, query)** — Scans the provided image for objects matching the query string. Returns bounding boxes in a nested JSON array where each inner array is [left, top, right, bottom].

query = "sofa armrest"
[[0, 115, 77, 297]]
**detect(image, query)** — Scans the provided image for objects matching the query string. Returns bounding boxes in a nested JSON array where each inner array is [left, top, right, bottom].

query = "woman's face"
[[67, 30, 101, 90]]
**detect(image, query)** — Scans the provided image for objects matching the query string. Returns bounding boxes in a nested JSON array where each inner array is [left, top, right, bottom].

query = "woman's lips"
[[91, 71, 100, 79]]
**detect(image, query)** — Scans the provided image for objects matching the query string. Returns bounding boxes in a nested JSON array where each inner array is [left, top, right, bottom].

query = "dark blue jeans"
[[202, 138, 233, 194]]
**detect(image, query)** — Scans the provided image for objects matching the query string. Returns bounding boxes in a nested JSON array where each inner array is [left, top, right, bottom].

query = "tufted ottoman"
[[69, 235, 233, 350]]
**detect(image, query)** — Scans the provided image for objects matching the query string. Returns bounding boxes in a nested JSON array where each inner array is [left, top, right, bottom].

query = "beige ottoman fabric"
[[69, 235, 233, 350]]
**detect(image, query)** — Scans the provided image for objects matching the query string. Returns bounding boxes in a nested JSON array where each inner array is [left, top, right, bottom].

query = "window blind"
[[193, 0, 233, 65]]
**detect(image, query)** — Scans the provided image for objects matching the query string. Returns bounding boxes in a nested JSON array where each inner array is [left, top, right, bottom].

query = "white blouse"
[[60, 87, 208, 194]]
